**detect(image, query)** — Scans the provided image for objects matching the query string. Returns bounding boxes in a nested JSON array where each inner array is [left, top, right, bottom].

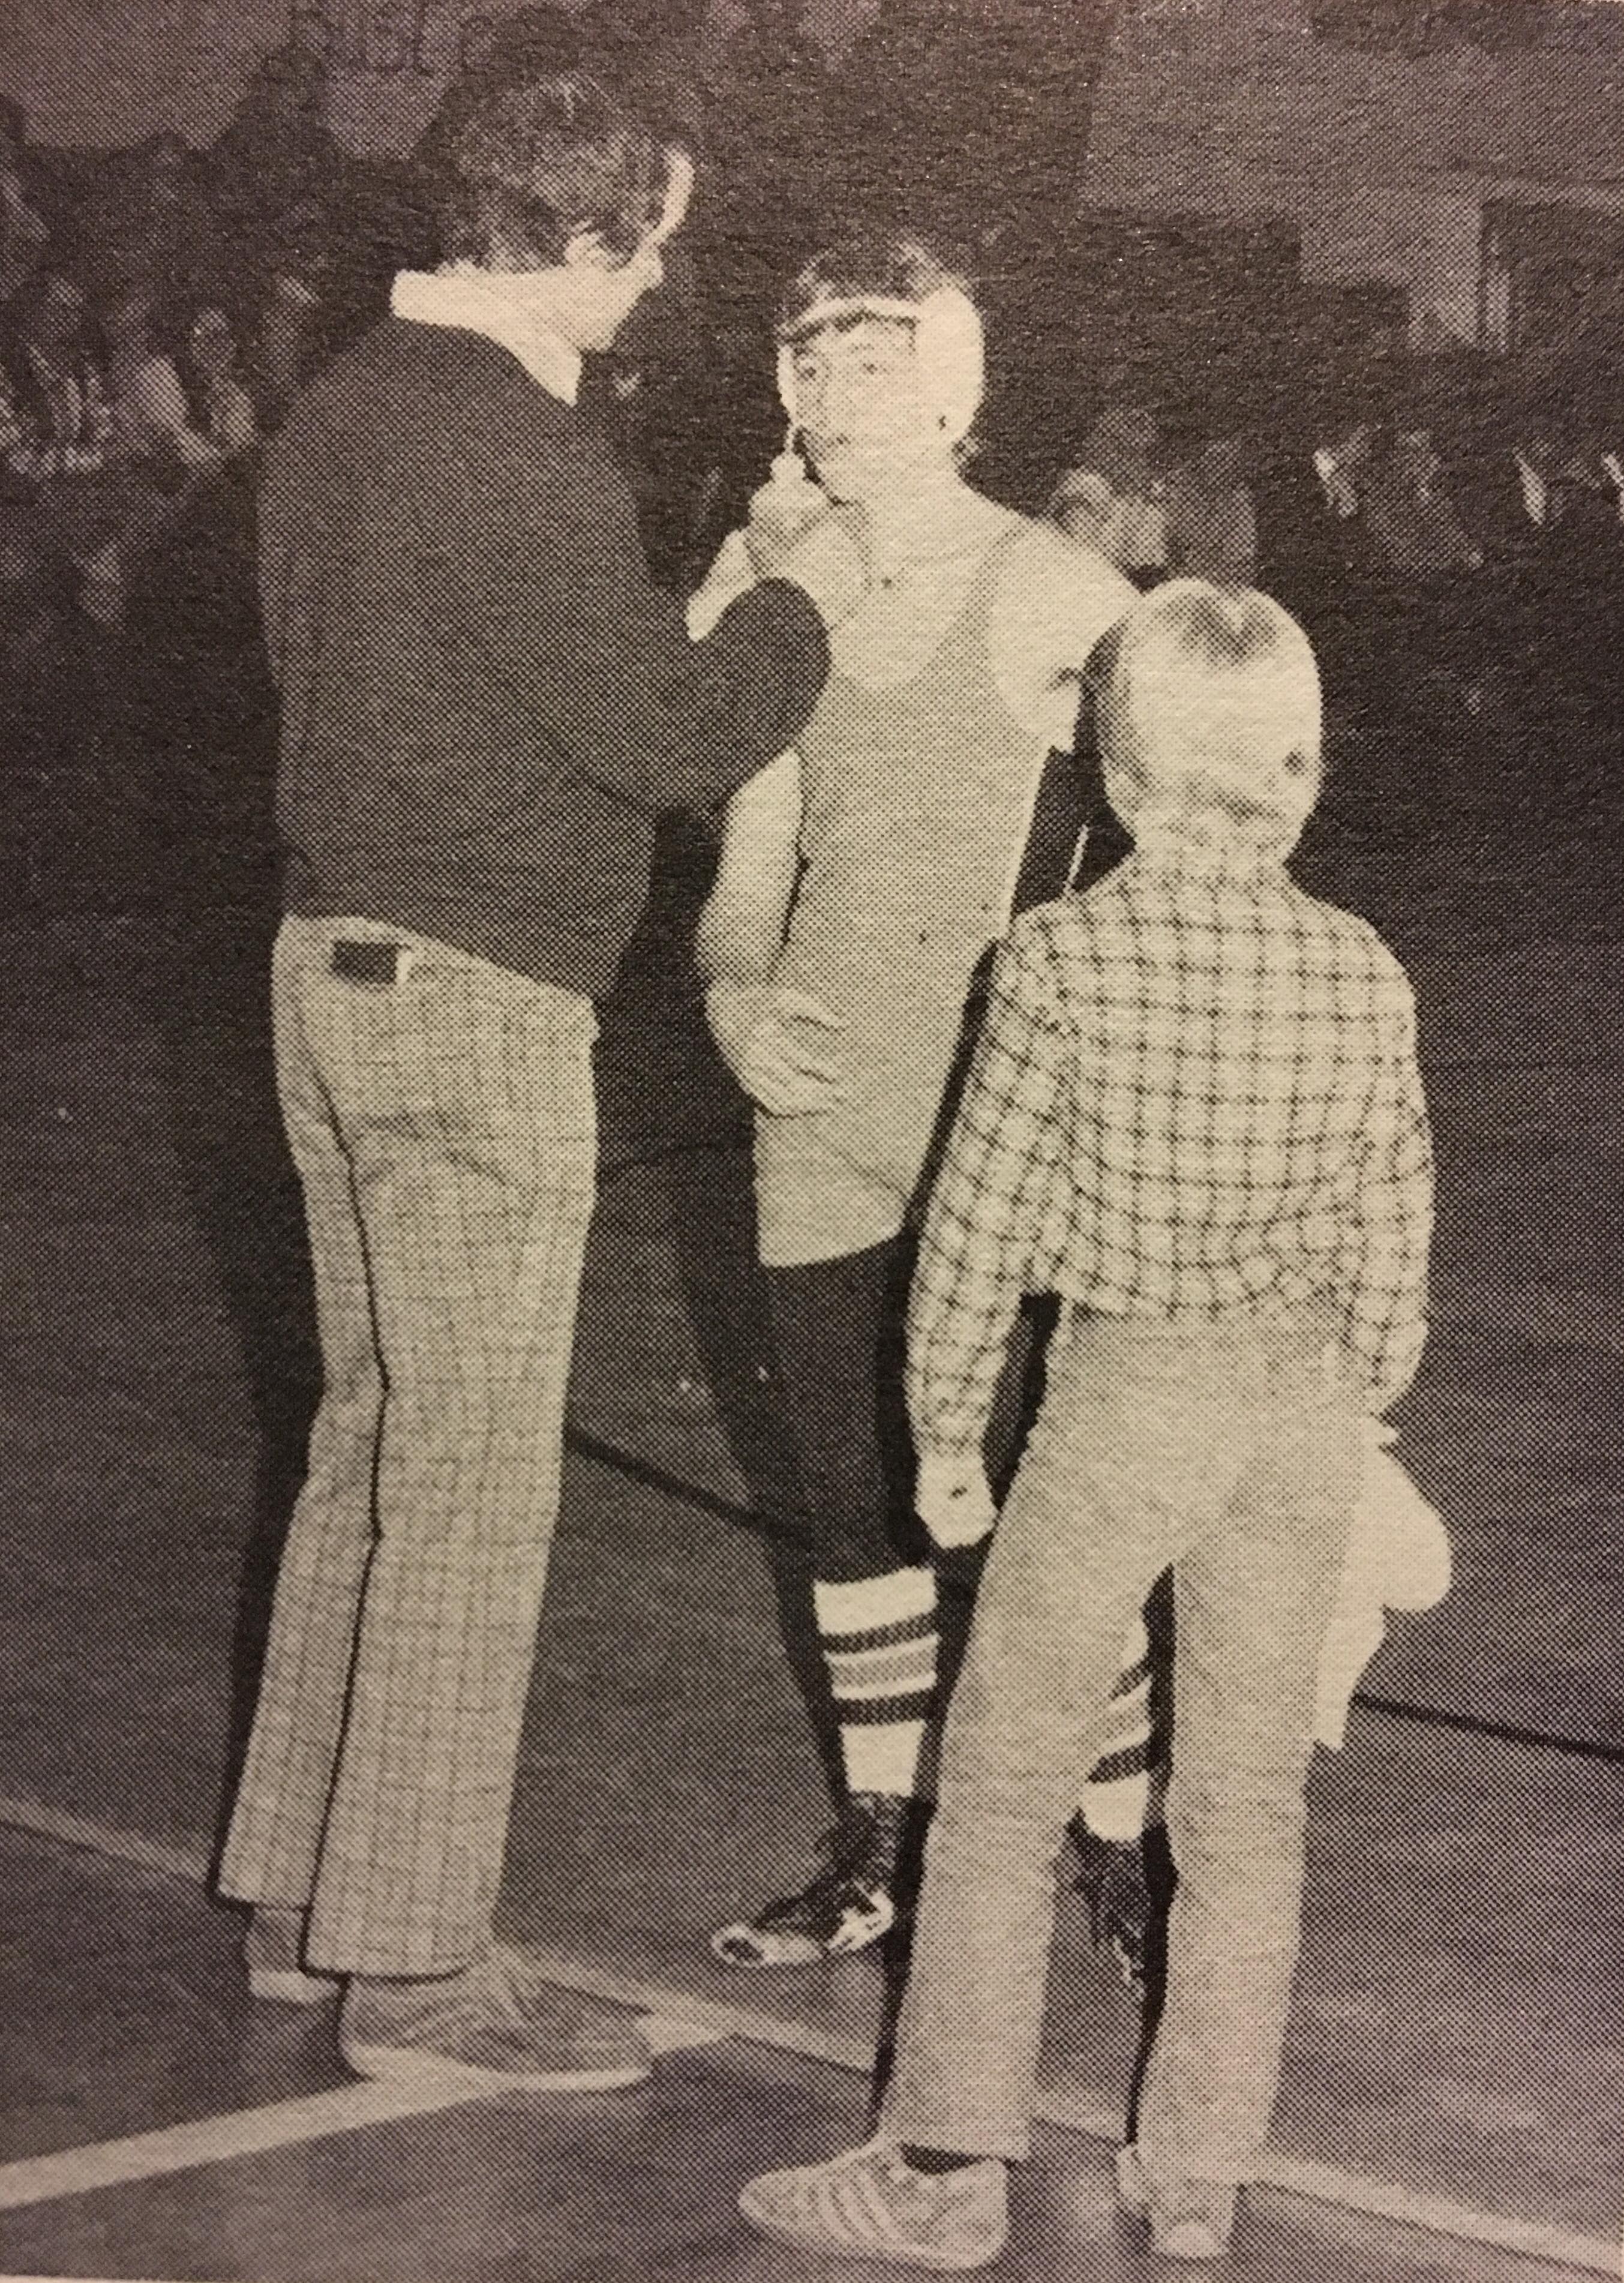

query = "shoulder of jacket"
[[324, 322, 574, 427], [1294, 883, 1413, 991], [1367, 931, 1418, 1017]]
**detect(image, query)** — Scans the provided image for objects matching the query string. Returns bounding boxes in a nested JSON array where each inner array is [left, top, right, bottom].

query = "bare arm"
[[696, 750, 846, 1117], [695, 747, 802, 986], [989, 522, 1136, 750]]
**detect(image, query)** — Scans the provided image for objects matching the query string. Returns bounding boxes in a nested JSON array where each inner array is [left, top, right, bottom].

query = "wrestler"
[[690, 232, 1134, 1966]]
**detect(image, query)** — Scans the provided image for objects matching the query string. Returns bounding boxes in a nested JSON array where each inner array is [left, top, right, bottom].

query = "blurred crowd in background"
[[2, 0, 1620, 912]]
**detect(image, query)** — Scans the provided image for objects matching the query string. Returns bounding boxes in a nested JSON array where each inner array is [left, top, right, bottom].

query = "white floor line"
[[0, 2080, 489, 2213], [2, 1795, 1618, 2276], [511, 1945, 875, 2075], [1249, 2156, 1623, 2280], [0, 1796, 209, 1887]]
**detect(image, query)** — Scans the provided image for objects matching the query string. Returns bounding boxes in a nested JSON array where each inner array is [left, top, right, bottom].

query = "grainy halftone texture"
[[885, 1315, 1361, 2179], [219, 916, 598, 1977]]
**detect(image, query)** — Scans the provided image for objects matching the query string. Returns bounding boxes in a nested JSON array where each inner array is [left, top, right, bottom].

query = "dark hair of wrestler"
[[776, 232, 977, 340]]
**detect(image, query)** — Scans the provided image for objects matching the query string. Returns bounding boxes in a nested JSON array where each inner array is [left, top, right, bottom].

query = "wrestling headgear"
[[775, 286, 985, 448]]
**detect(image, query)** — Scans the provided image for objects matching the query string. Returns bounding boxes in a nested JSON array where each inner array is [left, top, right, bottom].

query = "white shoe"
[[1115, 2142, 1236, 2260], [340, 1945, 650, 2094], [740, 2136, 1008, 2270]]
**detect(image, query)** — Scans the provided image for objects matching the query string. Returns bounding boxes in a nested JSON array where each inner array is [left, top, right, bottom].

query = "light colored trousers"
[[218, 915, 598, 1977], [883, 1309, 1360, 2188]]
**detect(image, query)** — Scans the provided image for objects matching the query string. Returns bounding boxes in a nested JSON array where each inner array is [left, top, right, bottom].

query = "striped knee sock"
[[1076, 1624, 1160, 1841], [813, 1566, 939, 1800]]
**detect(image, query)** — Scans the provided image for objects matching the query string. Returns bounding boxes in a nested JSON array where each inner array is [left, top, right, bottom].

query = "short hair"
[[14, 271, 86, 350], [777, 232, 974, 341], [422, 53, 678, 270], [1098, 580, 1324, 860], [105, 283, 154, 332]]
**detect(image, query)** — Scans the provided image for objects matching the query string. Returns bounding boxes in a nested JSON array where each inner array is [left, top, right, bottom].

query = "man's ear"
[[655, 148, 695, 243]]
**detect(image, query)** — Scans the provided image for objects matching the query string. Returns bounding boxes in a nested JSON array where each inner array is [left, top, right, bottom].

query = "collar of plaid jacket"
[[1125, 813, 1298, 880]]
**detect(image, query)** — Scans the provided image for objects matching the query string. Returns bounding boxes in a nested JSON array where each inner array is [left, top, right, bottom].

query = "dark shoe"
[[243, 1904, 340, 2007], [341, 1945, 650, 2092], [1070, 1818, 1152, 1998], [712, 1792, 917, 1968]]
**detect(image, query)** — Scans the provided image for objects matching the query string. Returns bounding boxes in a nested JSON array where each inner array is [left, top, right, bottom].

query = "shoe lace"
[[750, 1800, 896, 1930], [788, 1827, 869, 1906], [839, 2138, 920, 2194]]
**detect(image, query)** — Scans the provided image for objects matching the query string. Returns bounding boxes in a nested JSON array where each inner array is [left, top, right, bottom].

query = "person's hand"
[[705, 977, 846, 1117], [686, 527, 758, 640], [916, 1452, 997, 1549], [746, 451, 828, 548], [745, 505, 869, 632]]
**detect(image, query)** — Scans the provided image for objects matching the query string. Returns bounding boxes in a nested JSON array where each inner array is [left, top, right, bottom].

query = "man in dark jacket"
[[217, 47, 855, 2096]]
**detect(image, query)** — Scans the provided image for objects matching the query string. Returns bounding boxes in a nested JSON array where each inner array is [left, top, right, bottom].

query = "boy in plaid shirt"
[[740, 580, 1434, 2267]]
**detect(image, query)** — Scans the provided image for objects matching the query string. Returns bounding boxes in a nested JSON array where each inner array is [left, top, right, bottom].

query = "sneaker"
[[1115, 2143, 1236, 2260], [711, 1792, 914, 1968], [243, 1905, 339, 2007], [341, 1945, 651, 2093], [740, 2137, 1008, 2270]]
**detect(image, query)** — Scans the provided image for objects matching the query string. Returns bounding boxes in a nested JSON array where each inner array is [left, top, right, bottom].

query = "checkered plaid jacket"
[[906, 842, 1435, 1462]]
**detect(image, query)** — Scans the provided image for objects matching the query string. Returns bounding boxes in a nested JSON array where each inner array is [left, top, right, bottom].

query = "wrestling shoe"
[[711, 1791, 915, 1968], [1069, 1819, 1152, 1998], [740, 2136, 1008, 2270], [1115, 2142, 1237, 2260]]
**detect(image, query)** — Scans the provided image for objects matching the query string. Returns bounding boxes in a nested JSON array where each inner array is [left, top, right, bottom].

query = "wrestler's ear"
[[560, 226, 616, 272]]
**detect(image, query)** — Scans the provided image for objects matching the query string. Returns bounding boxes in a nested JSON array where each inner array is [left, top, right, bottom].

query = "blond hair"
[[1098, 580, 1323, 862]]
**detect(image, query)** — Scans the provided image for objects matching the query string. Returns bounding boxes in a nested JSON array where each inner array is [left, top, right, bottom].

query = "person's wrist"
[[917, 1445, 980, 1484], [703, 973, 763, 1055], [703, 970, 762, 1004]]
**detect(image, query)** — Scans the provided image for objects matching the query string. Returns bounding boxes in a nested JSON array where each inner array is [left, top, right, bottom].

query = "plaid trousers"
[[882, 1309, 1360, 2183], [218, 914, 598, 1976]]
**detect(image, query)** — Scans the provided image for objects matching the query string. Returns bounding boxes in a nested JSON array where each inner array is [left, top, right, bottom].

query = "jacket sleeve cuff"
[[721, 578, 830, 734]]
